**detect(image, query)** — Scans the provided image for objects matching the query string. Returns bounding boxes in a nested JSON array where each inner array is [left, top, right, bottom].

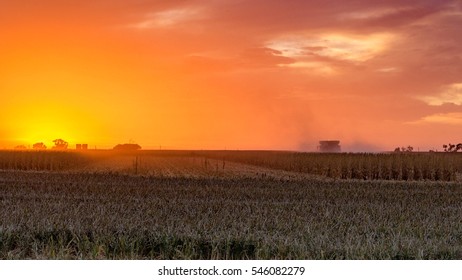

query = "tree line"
[[394, 143, 462, 153]]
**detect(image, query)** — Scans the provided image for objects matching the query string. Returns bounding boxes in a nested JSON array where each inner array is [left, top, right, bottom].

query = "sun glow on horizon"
[[1, 1, 461, 151], [4, 97, 111, 148]]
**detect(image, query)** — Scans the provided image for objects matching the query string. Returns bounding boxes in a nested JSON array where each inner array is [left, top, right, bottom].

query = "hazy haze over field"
[[1, 0, 461, 151]]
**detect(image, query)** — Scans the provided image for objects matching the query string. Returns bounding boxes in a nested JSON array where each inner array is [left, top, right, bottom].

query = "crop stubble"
[[0, 150, 461, 259]]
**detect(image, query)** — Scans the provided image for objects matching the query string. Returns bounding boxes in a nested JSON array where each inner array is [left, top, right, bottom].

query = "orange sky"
[[1, 0, 462, 151]]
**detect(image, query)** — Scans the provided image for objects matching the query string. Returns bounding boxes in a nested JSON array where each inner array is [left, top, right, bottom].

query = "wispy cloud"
[[278, 61, 337, 75], [409, 112, 462, 125], [267, 33, 394, 62], [420, 83, 462, 105], [376, 67, 399, 73], [131, 7, 205, 29], [340, 7, 411, 20], [266, 32, 394, 71], [265, 32, 394, 75]]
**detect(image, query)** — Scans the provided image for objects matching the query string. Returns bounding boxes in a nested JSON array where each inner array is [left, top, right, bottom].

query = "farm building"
[[318, 140, 341, 152], [76, 144, 88, 150]]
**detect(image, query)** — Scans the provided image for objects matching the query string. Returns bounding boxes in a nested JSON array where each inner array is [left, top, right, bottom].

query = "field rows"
[[199, 151, 462, 181], [77, 154, 315, 180], [1, 171, 461, 259], [1, 150, 461, 181]]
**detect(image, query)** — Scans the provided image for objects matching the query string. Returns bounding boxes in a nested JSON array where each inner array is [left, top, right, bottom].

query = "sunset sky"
[[1, 0, 461, 151]]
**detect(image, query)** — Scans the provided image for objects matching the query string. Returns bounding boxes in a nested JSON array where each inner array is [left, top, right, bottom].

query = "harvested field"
[[0, 150, 461, 259]]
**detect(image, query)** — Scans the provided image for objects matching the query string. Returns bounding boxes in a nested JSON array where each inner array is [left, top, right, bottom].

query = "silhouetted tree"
[[443, 143, 461, 152], [14, 145, 27, 150], [395, 146, 413, 152], [52, 139, 68, 149], [33, 142, 47, 150]]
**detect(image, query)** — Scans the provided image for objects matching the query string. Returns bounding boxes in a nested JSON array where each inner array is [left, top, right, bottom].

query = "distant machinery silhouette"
[[318, 140, 341, 152]]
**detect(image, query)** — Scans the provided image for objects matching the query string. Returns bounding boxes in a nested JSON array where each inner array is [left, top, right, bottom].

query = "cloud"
[[278, 61, 337, 76], [376, 67, 399, 73], [264, 32, 394, 76], [239, 47, 296, 67], [267, 33, 393, 62], [130, 7, 205, 29], [339, 4, 450, 30], [340, 7, 410, 21], [420, 83, 462, 105], [409, 112, 462, 125]]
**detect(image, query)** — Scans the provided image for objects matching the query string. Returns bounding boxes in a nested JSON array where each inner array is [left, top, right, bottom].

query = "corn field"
[[0, 151, 89, 171], [197, 151, 462, 181], [1, 150, 461, 181], [0, 150, 461, 259]]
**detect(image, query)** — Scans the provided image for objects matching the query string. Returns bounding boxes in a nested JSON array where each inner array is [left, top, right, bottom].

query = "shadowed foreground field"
[[1, 170, 461, 259]]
